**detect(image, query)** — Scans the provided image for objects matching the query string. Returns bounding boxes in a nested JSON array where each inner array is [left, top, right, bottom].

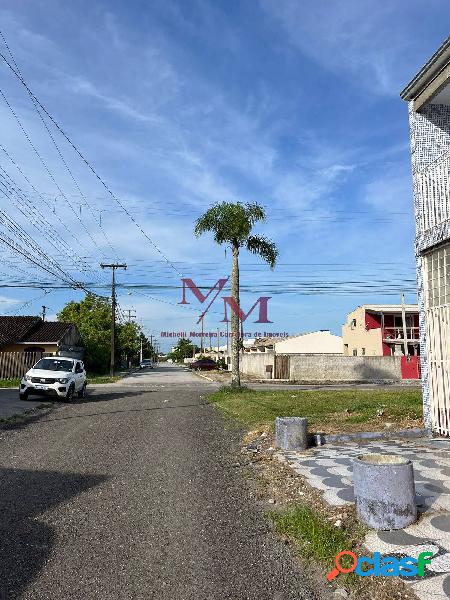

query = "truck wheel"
[[77, 383, 87, 399], [19, 391, 28, 401], [65, 385, 75, 402]]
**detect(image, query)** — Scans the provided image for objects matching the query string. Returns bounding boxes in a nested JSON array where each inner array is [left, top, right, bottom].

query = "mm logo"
[[178, 277, 272, 325]]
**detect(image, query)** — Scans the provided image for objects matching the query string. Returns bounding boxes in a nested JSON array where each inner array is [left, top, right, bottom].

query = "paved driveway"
[[0, 363, 324, 600]]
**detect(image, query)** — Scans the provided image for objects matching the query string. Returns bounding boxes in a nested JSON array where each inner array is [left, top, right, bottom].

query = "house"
[[245, 331, 343, 354], [342, 305, 420, 357], [401, 36, 450, 435], [0, 316, 83, 357]]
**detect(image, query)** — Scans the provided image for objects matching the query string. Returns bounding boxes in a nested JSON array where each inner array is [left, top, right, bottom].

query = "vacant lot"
[[208, 387, 423, 433]]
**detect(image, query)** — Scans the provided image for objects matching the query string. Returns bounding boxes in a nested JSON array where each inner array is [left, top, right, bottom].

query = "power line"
[[0, 86, 110, 258], [0, 32, 118, 259], [4, 289, 52, 316], [0, 43, 183, 277]]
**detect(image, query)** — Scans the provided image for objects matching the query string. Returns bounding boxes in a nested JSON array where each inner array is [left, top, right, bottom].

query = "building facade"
[[401, 37, 450, 434], [342, 305, 419, 357]]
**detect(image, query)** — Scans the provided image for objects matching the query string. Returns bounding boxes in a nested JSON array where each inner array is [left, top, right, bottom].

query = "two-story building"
[[342, 305, 420, 357], [401, 37, 450, 435]]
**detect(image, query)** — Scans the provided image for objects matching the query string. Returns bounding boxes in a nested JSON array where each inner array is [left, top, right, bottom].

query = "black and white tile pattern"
[[283, 437, 450, 598]]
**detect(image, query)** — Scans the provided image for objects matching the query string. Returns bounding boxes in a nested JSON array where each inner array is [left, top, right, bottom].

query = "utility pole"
[[140, 336, 143, 363], [123, 309, 136, 322], [226, 319, 229, 356], [100, 263, 127, 376], [200, 316, 204, 353], [217, 327, 220, 356], [401, 291, 409, 357], [150, 334, 153, 361], [41, 305, 49, 321]]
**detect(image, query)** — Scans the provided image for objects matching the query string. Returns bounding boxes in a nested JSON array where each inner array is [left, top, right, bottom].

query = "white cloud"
[[259, 0, 420, 95]]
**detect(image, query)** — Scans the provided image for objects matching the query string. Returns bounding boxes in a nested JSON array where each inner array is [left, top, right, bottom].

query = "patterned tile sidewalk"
[[283, 438, 450, 599]]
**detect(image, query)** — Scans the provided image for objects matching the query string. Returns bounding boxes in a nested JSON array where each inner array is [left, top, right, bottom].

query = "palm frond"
[[244, 202, 266, 227], [246, 235, 278, 269]]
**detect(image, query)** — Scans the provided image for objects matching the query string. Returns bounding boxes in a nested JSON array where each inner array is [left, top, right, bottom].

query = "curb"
[[193, 372, 215, 382], [312, 427, 431, 446], [246, 379, 421, 386]]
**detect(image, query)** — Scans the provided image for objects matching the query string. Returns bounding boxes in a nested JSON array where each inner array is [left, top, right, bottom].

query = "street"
[[0, 363, 324, 600]]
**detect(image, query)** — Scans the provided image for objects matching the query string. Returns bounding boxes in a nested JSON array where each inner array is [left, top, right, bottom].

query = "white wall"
[[240, 352, 275, 378], [275, 331, 343, 354]]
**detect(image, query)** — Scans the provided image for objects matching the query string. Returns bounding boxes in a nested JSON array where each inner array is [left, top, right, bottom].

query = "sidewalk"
[[283, 437, 450, 599]]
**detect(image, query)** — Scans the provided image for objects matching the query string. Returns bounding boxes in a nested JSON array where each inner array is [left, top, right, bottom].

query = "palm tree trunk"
[[231, 243, 241, 387]]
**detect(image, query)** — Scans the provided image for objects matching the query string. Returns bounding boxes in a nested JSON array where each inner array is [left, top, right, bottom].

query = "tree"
[[167, 338, 200, 363], [117, 321, 142, 367], [139, 332, 156, 361], [194, 202, 278, 387], [58, 293, 112, 373], [58, 293, 145, 373]]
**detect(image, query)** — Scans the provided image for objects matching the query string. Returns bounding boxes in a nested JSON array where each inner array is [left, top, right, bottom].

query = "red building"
[[342, 304, 420, 357]]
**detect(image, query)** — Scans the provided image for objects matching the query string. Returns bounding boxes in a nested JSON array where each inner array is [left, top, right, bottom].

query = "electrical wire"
[[0, 44, 183, 277]]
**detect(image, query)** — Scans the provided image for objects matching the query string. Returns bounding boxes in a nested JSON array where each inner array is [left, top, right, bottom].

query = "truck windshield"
[[34, 358, 73, 372]]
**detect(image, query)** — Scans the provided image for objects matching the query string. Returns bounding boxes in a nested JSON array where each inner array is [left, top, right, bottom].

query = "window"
[[350, 318, 356, 329], [425, 245, 450, 307], [361, 348, 366, 356], [34, 358, 73, 371], [352, 349, 357, 356]]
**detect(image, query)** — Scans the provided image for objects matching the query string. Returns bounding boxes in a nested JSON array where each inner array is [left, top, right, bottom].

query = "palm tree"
[[194, 202, 278, 387]]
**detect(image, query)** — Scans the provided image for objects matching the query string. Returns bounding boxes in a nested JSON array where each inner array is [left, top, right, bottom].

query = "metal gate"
[[274, 355, 290, 380], [425, 245, 450, 435]]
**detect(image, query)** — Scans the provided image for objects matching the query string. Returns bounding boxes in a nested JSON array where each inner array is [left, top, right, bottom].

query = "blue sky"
[[0, 0, 449, 349]]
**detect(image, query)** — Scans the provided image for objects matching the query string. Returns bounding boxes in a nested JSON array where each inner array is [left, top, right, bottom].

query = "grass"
[[0, 378, 20, 388], [208, 387, 423, 433], [87, 374, 122, 384], [269, 505, 357, 566]]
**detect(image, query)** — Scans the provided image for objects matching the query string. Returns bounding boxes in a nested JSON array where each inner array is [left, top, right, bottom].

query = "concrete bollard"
[[275, 417, 308, 451], [353, 454, 417, 530]]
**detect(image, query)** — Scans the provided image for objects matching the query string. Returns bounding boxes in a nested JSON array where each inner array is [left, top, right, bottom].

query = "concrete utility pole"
[[100, 263, 127, 376], [401, 292, 409, 357], [123, 309, 136, 322], [41, 305, 49, 321], [200, 316, 204, 353]]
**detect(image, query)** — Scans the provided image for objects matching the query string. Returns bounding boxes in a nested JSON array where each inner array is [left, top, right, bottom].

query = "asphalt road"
[[0, 387, 45, 419], [0, 364, 326, 600]]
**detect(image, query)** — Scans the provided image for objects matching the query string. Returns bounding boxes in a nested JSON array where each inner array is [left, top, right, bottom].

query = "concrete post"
[[275, 417, 308, 451], [353, 454, 417, 530]]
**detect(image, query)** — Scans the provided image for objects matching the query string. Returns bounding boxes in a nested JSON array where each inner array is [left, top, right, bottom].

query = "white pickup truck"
[[20, 356, 87, 402]]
